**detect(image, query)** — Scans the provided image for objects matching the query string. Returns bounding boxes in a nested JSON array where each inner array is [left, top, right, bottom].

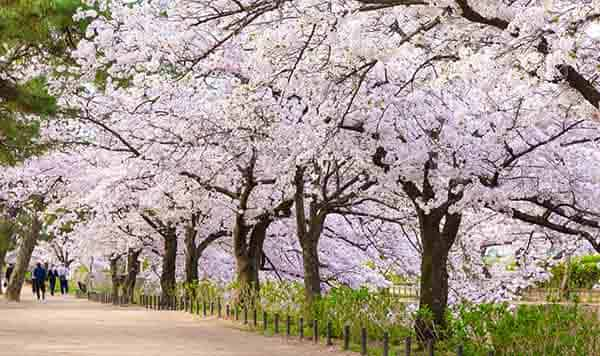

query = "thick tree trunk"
[[415, 212, 461, 342], [294, 166, 323, 308], [184, 220, 227, 300], [301, 236, 322, 306], [235, 253, 259, 297], [123, 248, 141, 303], [184, 224, 199, 286], [416, 225, 450, 341], [6, 216, 41, 302], [160, 230, 177, 300], [110, 256, 122, 301], [235, 218, 269, 301]]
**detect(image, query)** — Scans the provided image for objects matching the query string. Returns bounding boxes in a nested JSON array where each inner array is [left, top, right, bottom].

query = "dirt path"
[[0, 291, 353, 356]]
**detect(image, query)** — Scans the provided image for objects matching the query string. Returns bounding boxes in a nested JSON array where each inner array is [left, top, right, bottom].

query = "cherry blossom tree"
[[26, 0, 600, 342]]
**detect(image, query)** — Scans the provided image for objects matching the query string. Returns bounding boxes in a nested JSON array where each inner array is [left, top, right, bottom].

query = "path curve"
[[0, 291, 353, 356]]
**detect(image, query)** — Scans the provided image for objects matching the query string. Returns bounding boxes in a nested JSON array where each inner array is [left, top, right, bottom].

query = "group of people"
[[31, 263, 70, 302], [3, 262, 70, 302]]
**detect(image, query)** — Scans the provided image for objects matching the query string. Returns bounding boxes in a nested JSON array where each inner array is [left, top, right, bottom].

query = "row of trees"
[[2, 0, 600, 341]]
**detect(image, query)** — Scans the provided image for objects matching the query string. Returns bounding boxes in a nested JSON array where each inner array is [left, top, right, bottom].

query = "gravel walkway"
[[0, 291, 353, 356]]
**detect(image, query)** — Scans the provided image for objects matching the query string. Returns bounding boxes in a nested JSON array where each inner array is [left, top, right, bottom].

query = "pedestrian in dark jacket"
[[33, 263, 47, 302], [48, 266, 58, 296], [4, 263, 13, 288]]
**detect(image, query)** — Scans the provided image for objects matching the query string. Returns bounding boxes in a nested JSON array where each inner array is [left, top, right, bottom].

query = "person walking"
[[58, 264, 69, 295], [4, 263, 14, 289], [48, 266, 58, 296], [31, 265, 37, 296], [33, 262, 47, 302]]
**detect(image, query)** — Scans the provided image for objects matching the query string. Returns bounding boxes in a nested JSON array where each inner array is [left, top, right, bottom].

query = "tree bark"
[[5, 215, 41, 302], [415, 211, 461, 342], [110, 255, 122, 301], [300, 234, 322, 307], [184, 222, 199, 286], [123, 248, 141, 303], [185, 218, 228, 299], [161, 228, 177, 300], [294, 166, 326, 307], [0, 249, 6, 295], [235, 218, 270, 301]]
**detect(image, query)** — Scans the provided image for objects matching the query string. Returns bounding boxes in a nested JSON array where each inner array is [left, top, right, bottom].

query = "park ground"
[[0, 291, 353, 356]]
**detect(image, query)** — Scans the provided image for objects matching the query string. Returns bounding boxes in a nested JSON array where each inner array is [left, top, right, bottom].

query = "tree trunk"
[[184, 219, 227, 300], [415, 212, 461, 342], [184, 224, 199, 287], [6, 215, 41, 302], [300, 235, 322, 307], [110, 256, 122, 301], [0, 249, 6, 295], [294, 166, 324, 308], [160, 229, 177, 300], [235, 218, 269, 302], [123, 248, 141, 303]]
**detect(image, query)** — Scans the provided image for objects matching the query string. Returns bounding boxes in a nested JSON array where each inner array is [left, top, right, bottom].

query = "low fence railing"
[[82, 290, 495, 356], [523, 288, 600, 303], [388, 283, 419, 298]]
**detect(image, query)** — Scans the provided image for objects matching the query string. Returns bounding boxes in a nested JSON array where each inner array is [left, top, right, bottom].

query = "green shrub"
[[446, 303, 600, 355], [540, 255, 600, 290], [181, 279, 224, 301]]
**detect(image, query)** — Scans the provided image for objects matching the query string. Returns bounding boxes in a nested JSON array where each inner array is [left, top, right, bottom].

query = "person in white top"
[[57, 264, 69, 295]]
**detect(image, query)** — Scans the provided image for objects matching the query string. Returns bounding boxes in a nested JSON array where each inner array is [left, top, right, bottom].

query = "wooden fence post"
[[343, 325, 350, 350], [299, 317, 304, 340], [427, 339, 434, 356], [383, 331, 389, 356], [274, 313, 280, 334], [313, 319, 318, 343], [286, 315, 291, 336], [326, 321, 333, 346], [404, 336, 412, 356], [360, 327, 367, 355]]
